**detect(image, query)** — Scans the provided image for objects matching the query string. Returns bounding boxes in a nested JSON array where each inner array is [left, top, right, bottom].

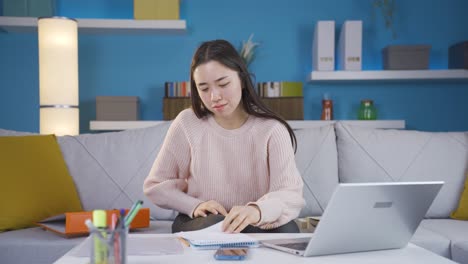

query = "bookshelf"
[[90, 120, 405, 131], [0, 16, 187, 34], [163, 97, 304, 121], [163, 97, 192, 120], [308, 70, 468, 82], [261, 97, 303, 120]]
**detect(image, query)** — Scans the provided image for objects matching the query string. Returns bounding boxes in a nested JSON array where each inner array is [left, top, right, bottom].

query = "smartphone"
[[213, 248, 249, 260]]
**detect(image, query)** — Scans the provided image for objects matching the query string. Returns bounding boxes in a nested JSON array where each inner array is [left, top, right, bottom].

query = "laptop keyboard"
[[277, 242, 309, 251]]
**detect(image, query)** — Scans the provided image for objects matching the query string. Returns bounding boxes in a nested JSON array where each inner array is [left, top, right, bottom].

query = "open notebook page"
[[176, 222, 258, 248]]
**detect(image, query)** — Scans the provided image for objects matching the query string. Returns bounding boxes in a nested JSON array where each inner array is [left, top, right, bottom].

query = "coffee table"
[[53, 233, 456, 264]]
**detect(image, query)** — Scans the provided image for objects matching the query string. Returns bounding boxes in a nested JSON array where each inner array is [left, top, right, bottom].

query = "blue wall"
[[1, 0, 467, 133]]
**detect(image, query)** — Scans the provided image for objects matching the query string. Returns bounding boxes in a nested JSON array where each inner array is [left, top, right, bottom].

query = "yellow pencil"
[[177, 237, 190, 247]]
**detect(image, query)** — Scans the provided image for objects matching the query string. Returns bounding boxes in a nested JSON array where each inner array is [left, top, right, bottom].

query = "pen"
[[119, 209, 126, 264], [114, 208, 126, 264], [125, 200, 142, 220], [124, 200, 143, 227], [109, 212, 119, 243], [110, 212, 118, 263], [111, 212, 117, 230], [119, 209, 126, 229]]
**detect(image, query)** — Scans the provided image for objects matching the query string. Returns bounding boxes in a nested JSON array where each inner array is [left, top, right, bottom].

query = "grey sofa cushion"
[[453, 241, 468, 264], [420, 219, 468, 243], [295, 125, 339, 217], [57, 123, 177, 221], [420, 219, 468, 262], [411, 224, 451, 258], [335, 123, 468, 218]]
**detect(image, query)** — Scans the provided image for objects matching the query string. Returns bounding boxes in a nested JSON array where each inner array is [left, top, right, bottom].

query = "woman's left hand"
[[222, 205, 261, 233]]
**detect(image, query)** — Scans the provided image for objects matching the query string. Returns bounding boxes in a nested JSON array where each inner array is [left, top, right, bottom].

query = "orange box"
[[36, 208, 150, 238]]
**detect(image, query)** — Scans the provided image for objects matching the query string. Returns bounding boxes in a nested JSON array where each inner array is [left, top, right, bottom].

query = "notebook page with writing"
[[176, 222, 259, 249]]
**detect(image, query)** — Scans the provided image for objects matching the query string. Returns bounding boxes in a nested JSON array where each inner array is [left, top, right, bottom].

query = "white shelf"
[[0, 16, 186, 34], [90, 120, 405, 131], [287, 120, 405, 129], [308, 70, 468, 82]]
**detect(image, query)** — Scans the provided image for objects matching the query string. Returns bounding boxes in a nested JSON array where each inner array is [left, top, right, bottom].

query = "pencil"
[[177, 237, 190, 247]]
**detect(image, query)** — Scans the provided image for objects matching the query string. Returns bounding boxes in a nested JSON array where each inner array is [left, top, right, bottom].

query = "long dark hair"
[[189, 39, 297, 152]]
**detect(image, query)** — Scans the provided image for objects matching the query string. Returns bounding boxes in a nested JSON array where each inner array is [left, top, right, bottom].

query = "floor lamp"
[[38, 17, 79, 136]]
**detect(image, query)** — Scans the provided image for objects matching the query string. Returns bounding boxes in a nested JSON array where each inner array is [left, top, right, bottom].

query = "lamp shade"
[[38, 17, 79, 136]]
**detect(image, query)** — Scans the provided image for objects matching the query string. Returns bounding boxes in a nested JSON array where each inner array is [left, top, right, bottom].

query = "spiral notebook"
[[176, 222, 259, 249]]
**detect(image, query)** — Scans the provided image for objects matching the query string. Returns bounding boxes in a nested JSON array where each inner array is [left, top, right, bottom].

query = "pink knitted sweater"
[[143, 109, 305, 229]]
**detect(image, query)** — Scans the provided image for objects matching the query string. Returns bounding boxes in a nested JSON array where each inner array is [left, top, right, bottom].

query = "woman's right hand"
[[193, 200, 228, 218]]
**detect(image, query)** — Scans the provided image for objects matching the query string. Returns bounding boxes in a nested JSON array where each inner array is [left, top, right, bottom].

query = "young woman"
[[143, 39, 304, 233]]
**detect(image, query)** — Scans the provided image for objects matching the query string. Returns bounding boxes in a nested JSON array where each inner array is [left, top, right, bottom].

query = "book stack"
[[257, 81, 303, 97], [165, 81, 191, 98]]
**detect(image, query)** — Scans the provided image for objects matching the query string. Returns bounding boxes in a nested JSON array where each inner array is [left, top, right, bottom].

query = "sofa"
[[0, 122, 467, 264]]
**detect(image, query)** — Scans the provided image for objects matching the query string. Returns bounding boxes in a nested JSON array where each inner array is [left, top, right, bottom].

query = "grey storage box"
[[3, 0, 55, 17], [449, 41, 468, 69], [382, 45, 431, 70], [96, 96, 139, 121]]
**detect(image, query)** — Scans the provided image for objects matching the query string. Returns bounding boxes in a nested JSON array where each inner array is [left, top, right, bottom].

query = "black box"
[[449, 41, 468, 69]]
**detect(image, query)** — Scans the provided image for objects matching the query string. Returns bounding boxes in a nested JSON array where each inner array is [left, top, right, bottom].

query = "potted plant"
[[372, 0, 397, 39], [239, 34, 260, 68]]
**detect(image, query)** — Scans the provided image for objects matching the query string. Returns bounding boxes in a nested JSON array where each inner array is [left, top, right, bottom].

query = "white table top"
[[54, 233, 456, 264]]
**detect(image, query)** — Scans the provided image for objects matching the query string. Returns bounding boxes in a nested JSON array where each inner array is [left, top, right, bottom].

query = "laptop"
[[262, 181, 443, 257]]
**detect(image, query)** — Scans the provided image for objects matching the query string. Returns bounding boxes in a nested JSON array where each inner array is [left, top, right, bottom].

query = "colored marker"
[[93, 210, 108, 264], [125, 200, 143, 227]]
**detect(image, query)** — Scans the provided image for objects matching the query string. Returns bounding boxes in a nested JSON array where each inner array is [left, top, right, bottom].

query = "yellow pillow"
[[0, 135, 83, 232], [451, 173, 468, 220]]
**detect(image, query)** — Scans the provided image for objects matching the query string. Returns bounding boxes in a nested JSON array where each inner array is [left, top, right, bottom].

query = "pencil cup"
[[90, 226, 128, 264]]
